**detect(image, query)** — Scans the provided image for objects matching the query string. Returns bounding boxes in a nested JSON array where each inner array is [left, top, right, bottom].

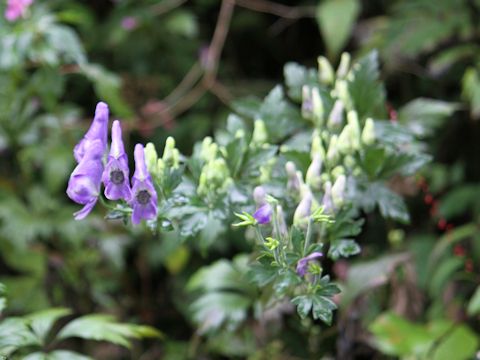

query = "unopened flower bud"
[[302, 86, 314, 120], [144, 142, 158, 175], [318, 56, 335, 85], [322, 181, 333, 213], [362, 118, 376, 145], [332, 175, 346, 208], [276, 205, 288, 238], [326, 135, 339, 164], [334, 80, 352, 111], [312, 87, 324, 126], [163, 136, 180, 169], [252, 119, 268, 145], [347, 111, 361, 150], [293, 191, 313, 227], [253, 186, 267, 206], [337, 53, 351, 79], [311, 130, 325, 161], [328, 99, 344, 128], [306, 154, 322, 189]]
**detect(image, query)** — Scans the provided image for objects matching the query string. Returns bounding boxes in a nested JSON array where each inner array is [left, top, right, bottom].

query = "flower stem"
[[303, 217, 314, 255]]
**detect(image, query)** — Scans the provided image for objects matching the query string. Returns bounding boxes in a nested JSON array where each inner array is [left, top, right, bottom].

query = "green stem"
[[254, 225, 264, 245], [303, 217, 314, 255], [271, 205, 285, 265]]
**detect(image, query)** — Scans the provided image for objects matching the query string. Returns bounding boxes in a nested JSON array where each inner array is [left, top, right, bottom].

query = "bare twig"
[[151, 0, 188, 16], [235, 0, 316, 19]]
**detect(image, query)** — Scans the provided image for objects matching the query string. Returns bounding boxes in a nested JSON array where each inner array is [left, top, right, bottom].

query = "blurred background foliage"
[[0, 0, 479, 359]]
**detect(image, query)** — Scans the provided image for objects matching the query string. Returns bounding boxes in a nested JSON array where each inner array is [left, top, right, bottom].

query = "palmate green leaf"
[[316, 0, 360, 60], [347, 51, 386, 118], [0, 317, 40, 356], [328, 239, 360, 260], [258, 86, 305, 142], [363, 183, 410, 223], [56, 314, 162, 348], [26, 308, 72, 345], [191, 292, 251, 334], [398, 98, 457, 137], [292, 292, 337, 325], [283, 62, 321, 102]]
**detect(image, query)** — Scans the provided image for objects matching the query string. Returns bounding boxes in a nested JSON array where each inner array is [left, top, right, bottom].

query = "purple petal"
[[105, 181, 132, 201], [110, 120, 125, 159], [132, 202, 157, 225], [74, 102, 109, 163], [253, 204, 272, 224], [133, 144, 149, 181], [73, 199, 98, 220], [296, 252, 323, 277]]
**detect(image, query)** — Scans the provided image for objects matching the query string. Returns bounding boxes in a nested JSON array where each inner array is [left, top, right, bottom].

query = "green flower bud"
[[326, 134, 339, 164], [331, 175, 346, 208], [328, 99, 344, 128], [197, 158, 232, 196], [200, 137, 218, 162], [362, 118, 376, 145], [318, 56, 335, 85], [144, 142, 158, 175], [311, 130, 326, 161], [312, 87, 324, 126], [332, 165, 345, 179], [252, 119, 268, 145], [293, 191, 313, 227], [306, 154, 322, 189], [343, 155, 356, 169], [337, 53, 351, 79], [334, 80, 352, 111], [163, 136, 180, 169], [259, 158, 276, 183], [337, 123, 352, 154]]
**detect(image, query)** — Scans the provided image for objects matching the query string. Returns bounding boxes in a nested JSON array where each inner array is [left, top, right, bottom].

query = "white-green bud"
[[311, 130, 325, 161], [322, 181, 333, 213], [163, 136, 180, 168], [312, 87, 324, 126], [332, 175, 346, 208], [318, 56, 335, 85], [336, 53, 351, 79], [328, 99, 344, 128], [293, 191, 313, 227], [347, 111, 361, 150], [334, 80, 352, 111], [144, 143, 158, 175], [306, 154, 322, 189], [253, 186, 267, 206], [362, 118, 376, 145], [200, 137, 218, 162], [332, 165, 345, 179], [302, 86, 314, 120], [326, 135, 339, 164]]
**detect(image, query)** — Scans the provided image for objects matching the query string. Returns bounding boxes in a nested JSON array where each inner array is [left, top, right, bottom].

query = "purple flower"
[[5, 0, 32, 22], [130, 144, 158, 225], [121, 16, 138, 31], [253, 203, 272, 225], [102, 120, 131, 201], [74, 102, 109, 163], [296, 252, 323, 277], [66, 140, 104, 220]]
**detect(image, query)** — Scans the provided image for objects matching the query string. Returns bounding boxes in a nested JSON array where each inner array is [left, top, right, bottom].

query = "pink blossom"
[[5, 0, 33, 22], [121, 16, 138, 31]]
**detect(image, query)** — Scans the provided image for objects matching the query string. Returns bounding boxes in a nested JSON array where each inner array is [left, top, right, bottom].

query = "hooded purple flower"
[[130, 144, 158, 225], [253, 203, 272, 225], [74, 102, 109, 163], [296, 252, 323, 277], [66, 140, 104, 220], [102, 120, 131, 201], [5, 0, 32, 21]]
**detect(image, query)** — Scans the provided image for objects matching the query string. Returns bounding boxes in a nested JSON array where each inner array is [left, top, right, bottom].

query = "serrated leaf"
[[328, 239, 360, 260], [316, 0, 360, 60], [26, 308, 72, 344]]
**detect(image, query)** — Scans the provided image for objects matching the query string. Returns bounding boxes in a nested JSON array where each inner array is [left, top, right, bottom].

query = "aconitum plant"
[[67, 51, 430, 329]]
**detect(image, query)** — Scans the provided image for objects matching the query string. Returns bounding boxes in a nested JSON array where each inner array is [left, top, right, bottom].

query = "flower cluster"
[[66, 102, 157, 224]]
